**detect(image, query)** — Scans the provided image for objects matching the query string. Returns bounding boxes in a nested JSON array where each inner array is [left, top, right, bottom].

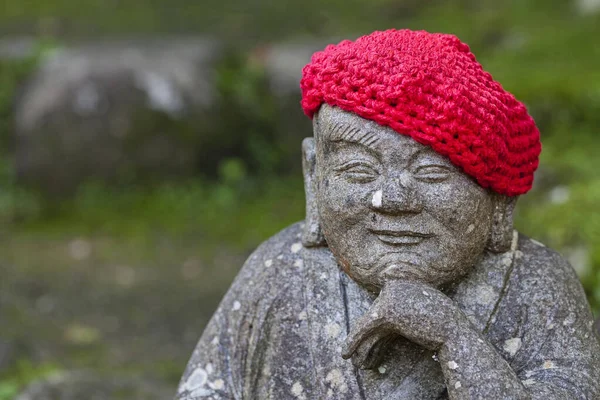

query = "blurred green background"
[[1, 0, 599, 398]]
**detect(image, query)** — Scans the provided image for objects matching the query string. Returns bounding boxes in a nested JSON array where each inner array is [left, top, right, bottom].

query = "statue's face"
[[314, 105, 496, 291]]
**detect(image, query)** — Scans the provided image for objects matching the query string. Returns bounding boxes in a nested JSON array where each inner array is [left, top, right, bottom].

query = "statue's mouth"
[[368, 229, 433, 245]]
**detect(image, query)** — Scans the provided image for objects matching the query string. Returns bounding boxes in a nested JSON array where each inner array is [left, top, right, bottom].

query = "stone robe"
[[177, 223, 600, 399]]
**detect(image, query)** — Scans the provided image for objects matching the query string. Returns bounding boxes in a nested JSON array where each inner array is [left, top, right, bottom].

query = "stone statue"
[[177, 30, 600, 399]]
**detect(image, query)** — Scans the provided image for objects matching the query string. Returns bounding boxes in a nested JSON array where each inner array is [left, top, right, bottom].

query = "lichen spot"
[[294, 259, 304, 269], [522, 379, 536, 386], [291, 382, 305, 399], [325, 369, 348, 393], [543, 360, 556, 369], [179, 368, 208, 393], [466, 224, 475, 234], [503, 338, 522, 356], [264, 259, 273, 267], [563, 312, 576, 326], [232, 301, 241, 311], [210, 379, 225, 390], [447, 361, 459, 370], [205, 363, 214, 374], [325, 323, 342, 339], [372, 190, 383, 208], [298, 311, 307, 321], [454, 381, 462, 389], [475, 284, 495, 306], [501, 253, 513, 267], [291, 242, 303, 253], [378, 366, 387, 374]]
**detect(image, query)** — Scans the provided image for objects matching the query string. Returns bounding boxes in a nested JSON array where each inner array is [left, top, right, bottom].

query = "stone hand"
[[342, 280, 466, 368]]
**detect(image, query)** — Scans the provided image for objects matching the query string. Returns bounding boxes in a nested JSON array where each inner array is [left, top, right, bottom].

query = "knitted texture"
[[300, 29, 541, 196]]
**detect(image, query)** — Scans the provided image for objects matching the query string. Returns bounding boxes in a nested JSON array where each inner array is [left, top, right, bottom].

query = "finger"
[[352, 332, 397, 370], [342, 313, 388, 359]]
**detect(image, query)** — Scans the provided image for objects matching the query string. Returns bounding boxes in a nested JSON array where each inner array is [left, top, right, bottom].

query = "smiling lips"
[[369, 229, 433, 245]]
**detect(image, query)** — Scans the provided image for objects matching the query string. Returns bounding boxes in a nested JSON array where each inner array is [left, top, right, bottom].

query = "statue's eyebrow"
[[327, 121, 380, 150]]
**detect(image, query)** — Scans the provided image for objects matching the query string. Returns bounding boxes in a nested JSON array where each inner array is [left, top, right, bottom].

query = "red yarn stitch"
[[300, 29, 541, 196]]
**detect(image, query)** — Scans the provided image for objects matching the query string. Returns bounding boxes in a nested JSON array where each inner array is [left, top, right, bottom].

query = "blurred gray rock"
[[14, 38, 221, 196], [0, 337, 13, 371], [257, 41, 332, 98], [252, 40, 341, 170], [577, 0, 600, 14], [16, 371, 173, 400]]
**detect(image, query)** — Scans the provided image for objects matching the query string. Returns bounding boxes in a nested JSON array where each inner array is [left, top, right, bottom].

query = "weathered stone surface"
[[178, 105, 600, 399], [16, 371, 173, 400], [14, 38, 221, 195]]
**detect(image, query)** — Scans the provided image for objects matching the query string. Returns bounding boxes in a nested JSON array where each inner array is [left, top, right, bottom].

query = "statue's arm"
[[175, 243, 276, 400], [442, 244, 600, 400], [496, 247, 600, 400], [437, 320, 532, 399]]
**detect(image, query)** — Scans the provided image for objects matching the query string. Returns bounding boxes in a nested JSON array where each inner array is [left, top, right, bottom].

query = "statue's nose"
[[369, 173, 424, 214]]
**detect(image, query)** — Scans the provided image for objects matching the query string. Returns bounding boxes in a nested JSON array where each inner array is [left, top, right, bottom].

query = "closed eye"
[[335, 161, 379, 183], [413, 165, 452, 182]]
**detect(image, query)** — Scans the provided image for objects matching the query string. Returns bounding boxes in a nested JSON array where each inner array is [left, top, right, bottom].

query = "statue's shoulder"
[[511, 232, 587, 303], [229, 221, 310, 295]]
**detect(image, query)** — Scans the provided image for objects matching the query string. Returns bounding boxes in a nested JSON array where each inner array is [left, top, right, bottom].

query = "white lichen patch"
[[371, 312, 379, 318], [291, 382, 305, 399], [291, 242, 303, 253], [232, 301, 241, 311], [563, 312, 576, 326], [206, 363, 214, 374], [543, 360, 556, 369], [325, 323, 342, 339], [422, 291, 430, 297], [475, 284, 496, 306], [179, 368, 208, 394], [466, 224, 475, 234], [522, 379, 536, 386], [501, 253, 513, 267], [524, 370, 534, 378], [378, 366, 387, 374], [264, 259, 273, 267], [454, 381, 462, 389], [372, 190, 383, 208], [320, 273, 328, 280], [211, 336, 219, 346], [447, 361, 459, 370], [294, 259, 304, 269], [277, 254, 284, 260], [298, 311, 307, 321], [530, 239, 546, 247], [209, 379, 225, 390], [325, 369, 348, 394], [503, 338, 522, 356]]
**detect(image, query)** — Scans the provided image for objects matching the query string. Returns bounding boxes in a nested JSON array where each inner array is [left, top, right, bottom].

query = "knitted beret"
[[300, 29, 541, 196]]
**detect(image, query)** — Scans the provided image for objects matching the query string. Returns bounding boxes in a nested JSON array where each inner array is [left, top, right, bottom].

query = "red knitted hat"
[[300, 29, 541, 196]]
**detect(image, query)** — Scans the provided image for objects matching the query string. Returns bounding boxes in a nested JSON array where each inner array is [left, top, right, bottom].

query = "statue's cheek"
[[423, 182, 493, 235]]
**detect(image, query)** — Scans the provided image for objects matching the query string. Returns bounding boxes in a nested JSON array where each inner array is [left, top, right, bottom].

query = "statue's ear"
[[301, 137, 327, 247], [486, 194, 518, 253]]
